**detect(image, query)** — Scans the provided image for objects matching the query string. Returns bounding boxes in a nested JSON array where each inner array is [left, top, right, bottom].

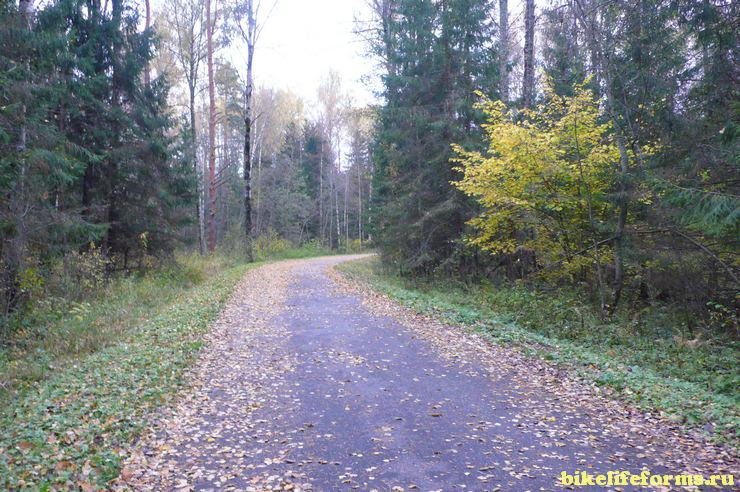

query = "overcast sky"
[[226, 0, 380, 108], [153, 0, 529, 109]]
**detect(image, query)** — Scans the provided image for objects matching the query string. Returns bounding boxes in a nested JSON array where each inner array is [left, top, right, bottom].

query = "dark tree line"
[[2, 0, 736, 333], [368, 0, 499, 275], [1, 0, 195, 320], [367, 0, 738, 324]]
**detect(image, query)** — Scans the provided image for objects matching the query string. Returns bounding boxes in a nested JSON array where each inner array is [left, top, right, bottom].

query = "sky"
[[227, 0, 380, 108], [152, 0, 530, 110]]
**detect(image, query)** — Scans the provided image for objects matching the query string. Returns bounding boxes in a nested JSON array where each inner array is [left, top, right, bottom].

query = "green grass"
[[338, 256, 739, 447], [0, 245, 334, 490], [1, 254, 236, 398]]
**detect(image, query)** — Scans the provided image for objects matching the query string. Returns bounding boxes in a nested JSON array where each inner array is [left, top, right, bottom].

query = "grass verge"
[[0, 252, 269, 490], [337, 256, 739, 447]]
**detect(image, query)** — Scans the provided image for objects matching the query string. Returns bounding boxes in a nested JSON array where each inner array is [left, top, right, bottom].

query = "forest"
[[368, 0, 737, 321], [0, 0, 374, 336], [1, 0, 737, 335], [0, 0, 738, 488]]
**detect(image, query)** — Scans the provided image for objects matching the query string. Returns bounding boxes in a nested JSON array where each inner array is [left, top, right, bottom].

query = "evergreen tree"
[[540, 2, 587, 97], [1, 0, 97, 313], [371, 0, 498, 274], [1, 0, 194, 321]]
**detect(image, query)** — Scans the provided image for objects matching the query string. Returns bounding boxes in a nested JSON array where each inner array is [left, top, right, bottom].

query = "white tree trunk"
[[499, 0, 509, 103], [205, 0, 216, 251], [523, 0, 535, 108]]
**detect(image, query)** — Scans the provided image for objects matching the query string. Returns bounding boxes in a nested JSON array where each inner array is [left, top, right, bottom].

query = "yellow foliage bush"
[[452, 79, 622, 280], [254, 229, 291, 260]]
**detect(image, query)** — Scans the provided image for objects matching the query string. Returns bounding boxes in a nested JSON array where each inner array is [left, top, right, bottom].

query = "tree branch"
[[634, 228, 740, 286]]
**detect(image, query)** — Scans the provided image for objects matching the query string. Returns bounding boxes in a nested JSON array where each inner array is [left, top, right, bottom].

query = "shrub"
[[254, 229, 291, 260]]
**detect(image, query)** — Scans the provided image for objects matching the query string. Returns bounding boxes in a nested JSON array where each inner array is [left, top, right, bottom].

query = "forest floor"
[[118, 255, 737, 491]]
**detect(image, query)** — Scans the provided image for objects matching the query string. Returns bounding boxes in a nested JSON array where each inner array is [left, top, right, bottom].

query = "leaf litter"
[[115, 256, 737, 491]]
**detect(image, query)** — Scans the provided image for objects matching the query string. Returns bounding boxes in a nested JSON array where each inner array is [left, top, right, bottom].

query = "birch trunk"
[[319, 139, 324, 244], [243, 0, 255, 260], [189, 83, 204, 255], [357, 159, 362, 245], [522, 0, 535, 108], [144, 0, 151, 85], [205, 0, 216, 251], [498, 0, 509, 103], [344, 167, 349, 249]]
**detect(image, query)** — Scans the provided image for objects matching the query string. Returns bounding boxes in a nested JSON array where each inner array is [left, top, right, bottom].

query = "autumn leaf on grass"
[[16, 441, 33, 453], [55, 460, 76, 472]]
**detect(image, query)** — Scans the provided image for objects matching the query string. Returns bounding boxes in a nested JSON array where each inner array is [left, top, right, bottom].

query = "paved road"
[[125, 256, 736, 491]]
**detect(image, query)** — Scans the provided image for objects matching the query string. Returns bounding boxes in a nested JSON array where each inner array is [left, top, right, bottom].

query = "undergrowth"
[[0, 245, 333, 489], [338, 256, 739, 447]]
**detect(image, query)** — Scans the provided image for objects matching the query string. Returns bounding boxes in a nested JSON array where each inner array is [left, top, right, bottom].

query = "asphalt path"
[[123, 256, 737, 491]]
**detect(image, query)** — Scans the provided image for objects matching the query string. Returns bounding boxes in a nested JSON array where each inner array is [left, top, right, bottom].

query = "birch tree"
[[316, 71, 349, 248], [205, 0, 217, 251], [522, 0, 536, 107], [158, 0, 207, 254], [499, 0, 509, 103], [231, 0, 276, 259]]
